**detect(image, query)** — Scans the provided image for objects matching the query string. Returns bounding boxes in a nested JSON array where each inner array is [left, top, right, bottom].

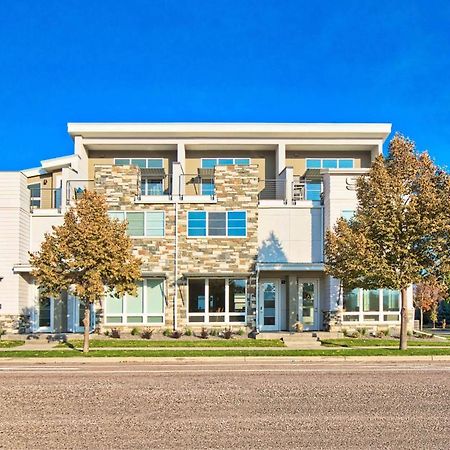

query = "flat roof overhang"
[[68, 122, 392, 141]]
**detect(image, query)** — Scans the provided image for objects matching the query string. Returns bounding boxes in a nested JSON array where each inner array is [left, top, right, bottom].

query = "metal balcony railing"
[[258, 179, 286, 201], [65, 180, 95, 205], [29, 187, 62, 211], [139, 174, 172, 197], [292, 180, 306, 201]]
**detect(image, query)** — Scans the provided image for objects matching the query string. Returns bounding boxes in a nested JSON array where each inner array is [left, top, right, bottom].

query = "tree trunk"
[[83, 302, 90, 354], [420, 308, 423, 331], [399, 287, 408, 351]]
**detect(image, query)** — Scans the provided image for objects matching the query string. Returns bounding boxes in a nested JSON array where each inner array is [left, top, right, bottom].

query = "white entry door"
[[259, 280, 279, 331], [73, 299, 95, 333], [298, 279, 319, 331], [36, 297, 54, 332]]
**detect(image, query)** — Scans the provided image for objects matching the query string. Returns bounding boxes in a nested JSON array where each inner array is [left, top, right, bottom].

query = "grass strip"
[[1, 347, 450, 358], [0, 340, 25, 348], [321, 338, 450, 348], [58, 338, 285, 348]]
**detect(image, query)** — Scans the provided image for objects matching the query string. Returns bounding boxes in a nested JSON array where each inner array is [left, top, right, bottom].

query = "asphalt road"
[[0, 359, 449, 449]]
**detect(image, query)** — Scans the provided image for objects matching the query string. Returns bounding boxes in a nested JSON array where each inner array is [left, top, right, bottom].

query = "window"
[[383, 289, 400, 312], [305, 181, 322, 201], [341, 210, 355, 221], [363, 290, 380, 311], [115, 158, 163, 169], [108, 211, 164, 237], [188, 278, 247, 323], [141, 179, 163, 196], [201, 158, 250, 168], [343, 288, 359, 312], [187, 211, 247, 237], [201, 179, 215, 196], [28, 183, 41, 208], [306, 159, 354, 169], [105, 279, 165, 324]]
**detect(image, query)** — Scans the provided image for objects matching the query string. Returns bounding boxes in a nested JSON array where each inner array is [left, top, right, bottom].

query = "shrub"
[[359, 327, 367, 337], [236, 328, 244, 336], [209, 328, 219, 337], [130, 327, 140, 336], [184, 328, 192, 337], [141, 328, 154, 340], [199, 327, 209, 339], [110, 328, 121, 339], [163, 328, 172, 337], [170, 330, 183, 339], [222, 327, 233, 340], [104, 330, 110, 337], [343, 328, 359, 338]]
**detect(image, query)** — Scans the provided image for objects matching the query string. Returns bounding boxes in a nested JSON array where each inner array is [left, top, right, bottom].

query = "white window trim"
[[104, 278, 166, 325], [201, 157, 251, 168], [109, 210, 165, 238], [187, 210, 247, 238], [187, 277, 247, 324]]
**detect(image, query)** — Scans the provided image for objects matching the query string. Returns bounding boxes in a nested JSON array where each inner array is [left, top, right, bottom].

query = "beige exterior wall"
[[87, 150, 177, 180], [185, 150, 276, 181], [286, 150, 372, 176]]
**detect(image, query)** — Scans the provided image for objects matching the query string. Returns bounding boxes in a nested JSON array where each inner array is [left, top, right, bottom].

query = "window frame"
[[108, 210, 165, 238], [187, 210, 247, 238], [28, 182, 41, 208], [187, 277, 247, 324], [114, 158, 164, 169], [104, 278, 166, 325], [306, 158, 354, 170], [201, 158, 251, 168]]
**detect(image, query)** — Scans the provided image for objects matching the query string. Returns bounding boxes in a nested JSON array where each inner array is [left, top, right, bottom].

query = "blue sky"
[[1, 0, 449, 170]]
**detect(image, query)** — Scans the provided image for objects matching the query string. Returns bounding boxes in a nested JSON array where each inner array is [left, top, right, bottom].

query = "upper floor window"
[[305, 181, 322, 201], [115, 158, 164, 169], [306, 159, 354, 169], [341, 210, 355, 221], [187, 211, 247, 237], [28, 183, 41, 208], [201, 158, 250, 168], [108, 211, 165, 237]]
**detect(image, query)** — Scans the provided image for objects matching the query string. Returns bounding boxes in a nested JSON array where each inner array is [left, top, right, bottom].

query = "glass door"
[[37, 297, 54, 332], [259, 280, 279, 331], [73, 299, 95, 333], [298, 280, 319, 331]]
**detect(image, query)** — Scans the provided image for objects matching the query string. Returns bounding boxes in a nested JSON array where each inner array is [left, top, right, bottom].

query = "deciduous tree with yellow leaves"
[[325, 134, 450, 350], [30, 191, 141, 353]]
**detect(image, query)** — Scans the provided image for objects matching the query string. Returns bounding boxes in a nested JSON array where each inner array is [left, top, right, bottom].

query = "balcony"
[[29, 187, 62, 213], [178, 169, 216, 202], [257, 179, 307, 204]]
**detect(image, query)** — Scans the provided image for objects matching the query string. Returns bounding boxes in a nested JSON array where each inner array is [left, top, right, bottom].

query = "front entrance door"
[[259, 280, 279, 331], [298, 280, 319, 331], [37, 297, 54, 332]]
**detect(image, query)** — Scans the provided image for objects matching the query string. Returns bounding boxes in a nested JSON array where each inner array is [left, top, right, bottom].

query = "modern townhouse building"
[[0, 123, 414, 335]]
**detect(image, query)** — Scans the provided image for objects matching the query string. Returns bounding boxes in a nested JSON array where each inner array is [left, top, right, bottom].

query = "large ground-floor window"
[[342, 288, 400, 323], [188, 278, 247, 324], [105, 278, 165, 325]]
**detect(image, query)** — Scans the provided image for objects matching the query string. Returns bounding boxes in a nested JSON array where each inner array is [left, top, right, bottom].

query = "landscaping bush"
[[163, 328, 172, 337], [184, 328, 192, 337], [170, 330, 183, 339], [140, 328, 154, 340], [130, 327, 140, 336], [110, 328, 121, 339], [199, 327, 209, 339], [236, 328, 244, 336], [222, 327, 233, 339]]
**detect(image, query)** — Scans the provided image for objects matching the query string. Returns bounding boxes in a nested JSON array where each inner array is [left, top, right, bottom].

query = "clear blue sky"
[[1, 0, 449, 170]]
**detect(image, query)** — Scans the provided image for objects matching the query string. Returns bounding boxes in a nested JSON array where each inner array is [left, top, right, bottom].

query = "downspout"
[[174, 200, 179, 331], [255, 264, 260, 332]]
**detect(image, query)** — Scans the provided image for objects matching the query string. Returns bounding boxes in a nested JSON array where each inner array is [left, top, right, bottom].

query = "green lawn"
[[321, 338, 450, 348], [1, 347, 450, 358], [59, 338, 285, 348], [0, 340, 25, 348]]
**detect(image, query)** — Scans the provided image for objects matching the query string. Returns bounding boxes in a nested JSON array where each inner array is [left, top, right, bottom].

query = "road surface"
[[0, 359, 449, 449]]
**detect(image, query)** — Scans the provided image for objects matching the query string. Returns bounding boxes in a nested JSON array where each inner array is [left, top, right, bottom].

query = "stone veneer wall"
[[94, 164, 259, 329]]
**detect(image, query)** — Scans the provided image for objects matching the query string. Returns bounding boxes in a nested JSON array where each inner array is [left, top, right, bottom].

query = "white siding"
[[258, 206, 323, 263], [0, 172, 30, 315]]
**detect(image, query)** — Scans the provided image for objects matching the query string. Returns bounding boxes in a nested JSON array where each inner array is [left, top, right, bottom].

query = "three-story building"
[[0, 123, 414, 334]]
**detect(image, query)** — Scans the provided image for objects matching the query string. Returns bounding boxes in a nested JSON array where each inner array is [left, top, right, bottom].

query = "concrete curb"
[[0, 355, 450, 364]]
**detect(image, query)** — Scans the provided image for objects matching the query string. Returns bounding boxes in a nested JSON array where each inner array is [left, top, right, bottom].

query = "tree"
[[325, 134, 450, 350], [414, 280, 447, 330], [30, 191, 141, 353]]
